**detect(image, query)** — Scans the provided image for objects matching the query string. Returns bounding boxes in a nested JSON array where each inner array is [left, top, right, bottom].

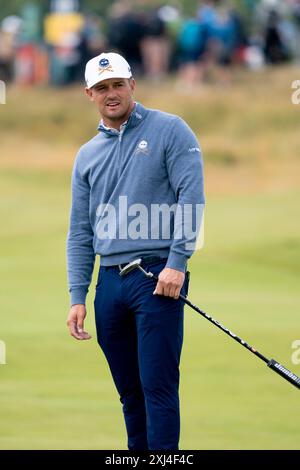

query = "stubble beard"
[[102, 99, 134, 124]]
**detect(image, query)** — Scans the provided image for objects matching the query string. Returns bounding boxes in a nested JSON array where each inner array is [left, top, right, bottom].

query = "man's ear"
[[129, 78, 136, 94], [85, 87, 94, 102]]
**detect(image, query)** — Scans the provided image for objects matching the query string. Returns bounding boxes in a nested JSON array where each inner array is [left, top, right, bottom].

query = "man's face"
[[85, 77, 136, 128]]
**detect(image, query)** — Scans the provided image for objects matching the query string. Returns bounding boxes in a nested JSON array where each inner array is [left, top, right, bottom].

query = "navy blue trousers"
[[94, 259, 189, 450]]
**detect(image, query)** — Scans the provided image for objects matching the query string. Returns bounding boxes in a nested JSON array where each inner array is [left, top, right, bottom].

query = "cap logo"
[[98, 57, 114, 75]]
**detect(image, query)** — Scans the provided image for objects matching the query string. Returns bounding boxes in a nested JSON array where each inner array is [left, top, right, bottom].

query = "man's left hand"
[[153, 268, 185, 299]]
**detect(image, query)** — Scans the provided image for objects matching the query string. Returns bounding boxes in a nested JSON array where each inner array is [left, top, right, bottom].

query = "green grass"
[[0, 67, 300, 449], [0, 168, 299, 450]]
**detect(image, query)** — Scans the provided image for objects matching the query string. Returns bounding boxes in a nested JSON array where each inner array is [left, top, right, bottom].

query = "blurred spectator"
[[176, 15, 207, 88], [176, 0, 247, 89], [50, 31, 83, 85], [14, 4, 49, 87], [44, 4, 85, 85], [254, 0, 300, 64], [107, 1, 144, 75], [81, 14, 106, 62], [0, 16, 22, 82], [199, 0, 244, 67], [157, 4, 183, 71], [15, 43, 49, 86], [264, 10, 290, 63], [139, 6, 171, 80], [203, 1, 246, 84]]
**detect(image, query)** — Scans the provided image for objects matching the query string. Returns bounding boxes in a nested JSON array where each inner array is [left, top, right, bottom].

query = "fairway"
[[0, 68, 300, 449]]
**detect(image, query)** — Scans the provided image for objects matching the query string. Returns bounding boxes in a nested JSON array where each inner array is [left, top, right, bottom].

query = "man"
[[66, 52, 205, 450]]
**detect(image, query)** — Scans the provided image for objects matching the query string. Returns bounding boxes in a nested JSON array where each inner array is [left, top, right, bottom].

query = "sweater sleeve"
[[66, 151, 95, 305], [164, 117, 205, 272]]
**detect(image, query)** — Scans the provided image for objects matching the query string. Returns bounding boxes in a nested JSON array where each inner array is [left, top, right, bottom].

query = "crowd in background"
[[1, 0, 300, 88]]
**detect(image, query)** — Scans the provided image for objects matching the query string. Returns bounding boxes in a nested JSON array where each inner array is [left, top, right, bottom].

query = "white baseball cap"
[[85, 52, 132, 89]]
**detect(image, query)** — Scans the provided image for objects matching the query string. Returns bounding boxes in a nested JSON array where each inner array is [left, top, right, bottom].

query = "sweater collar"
[[97, 102, 146, 136]]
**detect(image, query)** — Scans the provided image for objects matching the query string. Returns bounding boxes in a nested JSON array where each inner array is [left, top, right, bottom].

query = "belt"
[[103, 256, 168, 272]]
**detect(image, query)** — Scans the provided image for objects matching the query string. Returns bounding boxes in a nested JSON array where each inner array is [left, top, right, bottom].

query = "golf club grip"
[[267, 359, 300, 390]]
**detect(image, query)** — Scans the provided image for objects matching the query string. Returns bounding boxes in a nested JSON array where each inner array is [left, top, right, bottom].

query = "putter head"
[[119, 258, 142, 277]]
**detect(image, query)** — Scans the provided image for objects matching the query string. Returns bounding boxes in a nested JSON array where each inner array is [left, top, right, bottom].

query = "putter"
[[119, 258, 300, 391]]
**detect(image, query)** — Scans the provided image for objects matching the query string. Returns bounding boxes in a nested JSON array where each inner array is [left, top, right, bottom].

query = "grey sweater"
[[67, 102, 205, 305]]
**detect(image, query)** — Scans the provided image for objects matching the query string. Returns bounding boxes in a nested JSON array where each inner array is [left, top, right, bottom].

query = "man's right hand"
[[67, 304, 92, 340]]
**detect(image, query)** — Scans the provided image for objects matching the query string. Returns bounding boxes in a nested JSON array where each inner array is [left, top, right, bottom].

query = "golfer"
[[66, 52, 205, 450]]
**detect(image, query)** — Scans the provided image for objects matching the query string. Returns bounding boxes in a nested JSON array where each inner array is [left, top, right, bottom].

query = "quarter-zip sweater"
[[67, 102, 205, 305]]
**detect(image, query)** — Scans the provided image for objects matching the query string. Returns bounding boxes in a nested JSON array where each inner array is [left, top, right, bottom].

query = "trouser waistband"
[[102, 256, 168, 272]]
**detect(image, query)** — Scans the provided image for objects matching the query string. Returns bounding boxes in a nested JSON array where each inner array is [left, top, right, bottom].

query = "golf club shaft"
[[150, 273, 300, 390]]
